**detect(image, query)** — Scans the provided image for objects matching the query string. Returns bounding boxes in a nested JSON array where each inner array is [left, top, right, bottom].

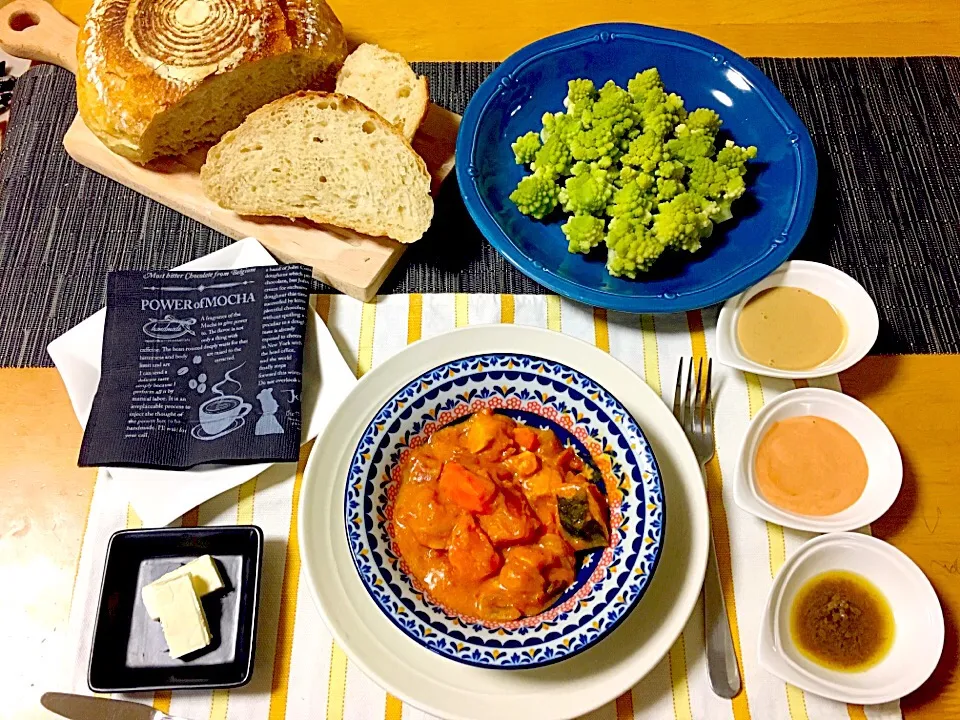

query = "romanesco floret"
[[584, 81, 638, 139], [614, 166, 640, 188], [562, 214, 606, 254], [564, 79, 597, 112], [568, 122, 619, 168], [687, 140, 757, 220], [626, 68, 663, 105], [558, 166, 613, 215], [665, 132, 715, 167], [605, 217, 668, 278], [682, 108, 722, 139], [621, 132, 665, 173], [540, 111, 581, 144], [509, 173, 560, 219], [607, 178, 656, 223], [530, 134, 573, 177], [512, 131, 542, 165], [656, 160, 686, 180], [656, 176, 684, 201], [652, 192, 715, 253], [639, 89, 687, 138]]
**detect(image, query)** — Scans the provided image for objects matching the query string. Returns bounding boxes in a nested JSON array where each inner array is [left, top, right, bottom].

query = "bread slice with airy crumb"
[[200, 91, 433, 243], [335, 43, 429, 141]]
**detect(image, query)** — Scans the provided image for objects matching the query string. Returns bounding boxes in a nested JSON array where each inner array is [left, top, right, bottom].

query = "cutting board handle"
[[0, 0, 79, 74]]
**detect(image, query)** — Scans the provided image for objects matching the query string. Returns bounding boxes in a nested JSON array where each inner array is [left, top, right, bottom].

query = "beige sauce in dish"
[[755, 416, 868, 516], [737, 287, 846, 370]]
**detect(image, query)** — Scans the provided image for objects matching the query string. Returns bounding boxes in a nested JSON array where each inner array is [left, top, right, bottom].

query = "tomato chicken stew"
[[392, 409, 611, 622]]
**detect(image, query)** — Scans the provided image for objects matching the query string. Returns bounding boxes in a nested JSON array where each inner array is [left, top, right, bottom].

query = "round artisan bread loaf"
[[77, 0, 348, 164]]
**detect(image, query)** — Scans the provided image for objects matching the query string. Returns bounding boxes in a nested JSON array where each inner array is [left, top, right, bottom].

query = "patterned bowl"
[[344, 352, 665, 668]]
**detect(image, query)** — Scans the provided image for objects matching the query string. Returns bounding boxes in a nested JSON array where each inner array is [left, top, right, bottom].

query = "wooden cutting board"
[[0, 0, 460, 300]]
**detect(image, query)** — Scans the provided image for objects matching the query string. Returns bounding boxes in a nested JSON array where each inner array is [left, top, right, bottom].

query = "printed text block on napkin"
[[79, 265, 312, 468]]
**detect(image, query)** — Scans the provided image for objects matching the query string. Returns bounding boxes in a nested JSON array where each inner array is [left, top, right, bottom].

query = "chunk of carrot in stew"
[[438, 461, 497, 513], [513, 426, 540, 451], [447, 515, 502, 582]]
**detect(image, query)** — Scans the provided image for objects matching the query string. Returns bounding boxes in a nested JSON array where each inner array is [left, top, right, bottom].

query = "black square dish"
[[88, 526, 263, 692]]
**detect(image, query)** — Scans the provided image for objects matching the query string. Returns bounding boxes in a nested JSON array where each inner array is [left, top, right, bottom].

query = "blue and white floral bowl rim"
[[344, 351, 666, 669]]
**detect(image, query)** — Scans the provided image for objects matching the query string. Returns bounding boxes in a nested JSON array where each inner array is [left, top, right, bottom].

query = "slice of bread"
[[200, 92, 434, 243], [335, 44, 429, 141]]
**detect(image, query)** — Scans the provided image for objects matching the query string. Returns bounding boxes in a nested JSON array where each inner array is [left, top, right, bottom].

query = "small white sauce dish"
[[716, 260, 879, 379], [734, 387, 902, 532], [759, 532, 944, 705]]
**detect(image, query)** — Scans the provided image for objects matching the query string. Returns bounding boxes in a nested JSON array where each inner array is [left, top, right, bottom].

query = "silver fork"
[[673, 357, 741, 699]]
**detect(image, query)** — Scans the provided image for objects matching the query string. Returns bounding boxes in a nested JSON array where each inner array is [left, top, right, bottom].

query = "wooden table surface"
[[6, 2, 960, 718]]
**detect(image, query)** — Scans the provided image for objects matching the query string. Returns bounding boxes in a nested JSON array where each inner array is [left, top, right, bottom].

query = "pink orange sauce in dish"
[[754, 416, 868, 516]]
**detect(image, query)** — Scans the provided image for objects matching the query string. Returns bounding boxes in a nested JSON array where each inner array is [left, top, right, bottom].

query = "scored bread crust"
[[77, 0, 348, 163], [201, 91, 434, 243]]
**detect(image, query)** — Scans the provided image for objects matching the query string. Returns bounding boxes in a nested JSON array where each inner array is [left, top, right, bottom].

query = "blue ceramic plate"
[[456, 23, 817, 313], [344, 353, 665, 668]]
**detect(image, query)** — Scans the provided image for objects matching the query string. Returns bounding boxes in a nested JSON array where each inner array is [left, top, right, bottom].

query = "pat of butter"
[[142, 555, 224, 619], [151, 575, 212, 658]]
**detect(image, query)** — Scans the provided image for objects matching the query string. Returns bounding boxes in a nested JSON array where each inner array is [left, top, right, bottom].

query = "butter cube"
[[151, 575, 212, 658], [142, 555, 224, 619]]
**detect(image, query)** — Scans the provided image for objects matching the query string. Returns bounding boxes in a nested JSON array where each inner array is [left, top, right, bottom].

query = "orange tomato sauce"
[[755, 416, 868, 516], [392, 409, 610, 622]]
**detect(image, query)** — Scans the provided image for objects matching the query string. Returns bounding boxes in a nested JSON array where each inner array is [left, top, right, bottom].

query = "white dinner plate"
[[298, 325, 710, 720], [46, 238, 357, 527]]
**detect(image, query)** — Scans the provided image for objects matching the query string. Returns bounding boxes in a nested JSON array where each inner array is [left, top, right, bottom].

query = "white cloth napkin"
[[47, 239, 357, 526]]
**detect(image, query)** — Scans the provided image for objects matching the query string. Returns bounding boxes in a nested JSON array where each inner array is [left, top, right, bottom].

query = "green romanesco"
[[605, 217, 668, 278], [614, 165, 641, 188], [687, 140, 758, 220], [583, 80, 638, 139], [664, 108, 722, 167], [683, 108, 722, 139], [509, 173, 560, 219], [568, 122, 620, 168], [506, 68, 756, 278], [512, 131, 542, 165], [665, 132, 715, 167], [621, 132, 666, 173], [656, 176, 684, 201], [607, 177, 656, 223], [564, 78, 597, 112], [638, 88, 687, 138], [652, 192, 715, 253], [626, 68, 664, 105], [559, 165, 614, 215], [656, 159, 686, 180], [562, 214, 606, 253], [530, 134, 573, 177], [540, 111, 581, 144]]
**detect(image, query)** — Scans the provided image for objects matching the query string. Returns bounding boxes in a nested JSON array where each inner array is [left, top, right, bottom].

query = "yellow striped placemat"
[[63, 294, 903, 720]]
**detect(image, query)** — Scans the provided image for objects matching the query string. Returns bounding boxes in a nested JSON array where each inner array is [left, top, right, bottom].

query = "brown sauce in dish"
[[790, 570, 894, 672], [737, 287, 846, 371]]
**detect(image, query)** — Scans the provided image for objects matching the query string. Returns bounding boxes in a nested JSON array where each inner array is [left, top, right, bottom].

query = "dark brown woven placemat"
[[0, 59, 958, 366]]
